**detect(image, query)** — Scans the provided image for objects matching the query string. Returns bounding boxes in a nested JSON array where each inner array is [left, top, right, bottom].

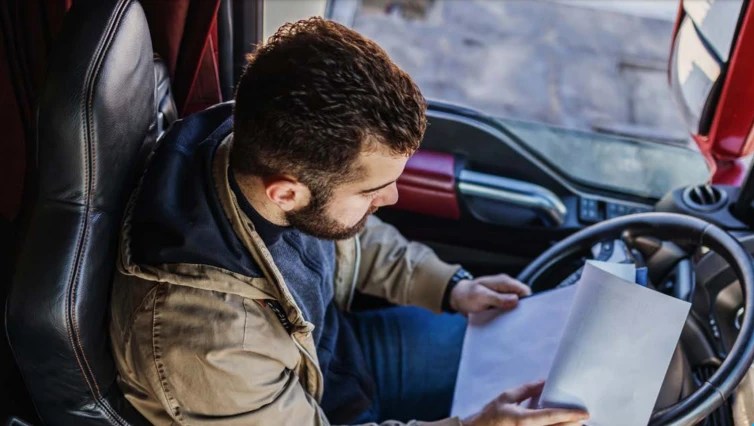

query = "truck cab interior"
[[2, 0, 754, 425]]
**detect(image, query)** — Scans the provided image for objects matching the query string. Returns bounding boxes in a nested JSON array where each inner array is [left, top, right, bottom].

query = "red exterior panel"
[[707, 1, 754, 160], [678, 1, 754, 183]]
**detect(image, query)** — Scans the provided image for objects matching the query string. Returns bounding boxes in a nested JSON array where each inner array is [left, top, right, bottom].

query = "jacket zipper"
[[292, 334, 324, 400], [345, 235, 361, 312]]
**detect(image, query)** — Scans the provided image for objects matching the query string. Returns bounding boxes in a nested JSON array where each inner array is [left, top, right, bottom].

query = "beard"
[[286, 191, 378, 240]]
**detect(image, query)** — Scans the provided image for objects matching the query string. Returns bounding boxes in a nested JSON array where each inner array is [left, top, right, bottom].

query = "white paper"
[[451, 261, 690, 426], [539, 262, 691, 426], [451, 284, 576, 419]]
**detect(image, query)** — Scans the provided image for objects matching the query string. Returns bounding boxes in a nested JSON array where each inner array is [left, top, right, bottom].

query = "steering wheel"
[[516, 212, 754, 425]]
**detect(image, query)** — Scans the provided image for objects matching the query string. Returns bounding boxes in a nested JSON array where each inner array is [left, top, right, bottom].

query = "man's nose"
[[374, 183, 399, 207]]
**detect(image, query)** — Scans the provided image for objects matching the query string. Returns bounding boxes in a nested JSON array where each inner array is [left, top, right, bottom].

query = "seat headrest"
[[37, 0, 155, 209]]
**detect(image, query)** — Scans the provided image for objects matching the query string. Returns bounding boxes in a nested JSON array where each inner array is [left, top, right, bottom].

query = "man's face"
[[286, 146, 409, 240]]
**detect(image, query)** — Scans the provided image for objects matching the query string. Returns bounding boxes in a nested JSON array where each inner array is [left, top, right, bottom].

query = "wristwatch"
[[442, 267, 474, 313]]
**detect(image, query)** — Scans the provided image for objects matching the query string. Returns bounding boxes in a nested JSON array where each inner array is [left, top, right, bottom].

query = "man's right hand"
[[462, 381, 589, 426]]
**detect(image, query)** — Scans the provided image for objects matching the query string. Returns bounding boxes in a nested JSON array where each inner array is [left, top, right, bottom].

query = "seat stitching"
[[69, 0, 115, 395], [65, 0, 134, 424]]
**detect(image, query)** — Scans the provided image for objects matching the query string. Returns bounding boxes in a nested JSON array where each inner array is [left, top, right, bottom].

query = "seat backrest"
[[6, 0, 155, 424]]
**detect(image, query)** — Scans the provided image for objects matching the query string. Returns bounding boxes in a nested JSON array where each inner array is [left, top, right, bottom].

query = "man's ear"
[[263, 177, 310, 212]]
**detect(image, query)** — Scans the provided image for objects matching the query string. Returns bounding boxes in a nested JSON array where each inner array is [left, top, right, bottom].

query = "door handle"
[[458, 170, 568, 226]]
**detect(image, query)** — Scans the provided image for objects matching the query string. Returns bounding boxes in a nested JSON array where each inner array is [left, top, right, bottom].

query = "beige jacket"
[[109, 137, 463, 425]]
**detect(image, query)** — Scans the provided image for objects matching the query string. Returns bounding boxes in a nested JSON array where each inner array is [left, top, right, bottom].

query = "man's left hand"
[[449, 273, 531, 315]]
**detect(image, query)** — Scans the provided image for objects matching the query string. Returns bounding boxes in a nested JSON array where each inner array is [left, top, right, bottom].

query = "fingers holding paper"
[[450, 273, 532, 315], [497, 380, 544, 404], [462, 381, 589, 426]]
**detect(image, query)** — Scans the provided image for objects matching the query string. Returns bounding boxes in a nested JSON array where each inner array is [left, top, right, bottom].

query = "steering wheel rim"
[[517, 212, 754, 425]]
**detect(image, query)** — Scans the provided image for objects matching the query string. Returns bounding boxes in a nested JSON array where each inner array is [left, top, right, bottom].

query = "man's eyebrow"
[[359, 180, 396, 194]]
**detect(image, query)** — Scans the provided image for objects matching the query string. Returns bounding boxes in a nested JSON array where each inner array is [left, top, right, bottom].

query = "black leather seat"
[[6, 0, 157, 424], [154, 55, 178, 139]]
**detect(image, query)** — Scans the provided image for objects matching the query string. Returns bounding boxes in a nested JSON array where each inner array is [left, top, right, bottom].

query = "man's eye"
[[362, 190, 379, 199]]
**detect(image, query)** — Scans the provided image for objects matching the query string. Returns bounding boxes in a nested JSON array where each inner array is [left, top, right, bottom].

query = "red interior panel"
[[182, 17, 222, 115], [141, 0, 221, 115], [0, 0, 70, 221], [141, 1, 190, 78], [393, 150, 461, 220], [0, 37, 25, 221]]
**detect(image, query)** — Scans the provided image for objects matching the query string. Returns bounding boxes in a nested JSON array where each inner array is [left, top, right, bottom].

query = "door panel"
[[381, 100, 657, 276]]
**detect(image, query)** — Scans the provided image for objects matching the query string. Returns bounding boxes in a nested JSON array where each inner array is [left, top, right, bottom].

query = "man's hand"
[[463, 381, 589, 426], [449, 273, 531, 315]]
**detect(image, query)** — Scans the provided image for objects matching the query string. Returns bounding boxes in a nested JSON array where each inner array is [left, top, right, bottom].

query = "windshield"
[[498, 117, 708, 199], [330, 0, 709, 197]]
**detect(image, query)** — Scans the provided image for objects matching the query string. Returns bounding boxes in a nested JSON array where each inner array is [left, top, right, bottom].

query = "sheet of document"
[[451, 261, 690, 426], [539, 262, 691, 426], [451, 283, 577, 419]]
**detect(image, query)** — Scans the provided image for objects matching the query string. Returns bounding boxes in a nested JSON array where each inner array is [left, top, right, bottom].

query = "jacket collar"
[[227, 168, 289, 246], [212, 135, 313, 334]]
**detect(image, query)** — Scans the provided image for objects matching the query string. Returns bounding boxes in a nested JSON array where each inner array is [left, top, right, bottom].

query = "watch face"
[[455, 269, 473, 281]]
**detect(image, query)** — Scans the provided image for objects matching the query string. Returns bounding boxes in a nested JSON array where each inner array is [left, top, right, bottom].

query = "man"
[[110, 17, 588, 426]]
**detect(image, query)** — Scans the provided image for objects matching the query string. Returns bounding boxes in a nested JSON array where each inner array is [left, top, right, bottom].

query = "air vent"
[[682, 185, 727, 212]]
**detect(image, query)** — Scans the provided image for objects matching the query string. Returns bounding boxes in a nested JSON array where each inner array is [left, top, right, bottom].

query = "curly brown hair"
[[231, 17, 426, 193]]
